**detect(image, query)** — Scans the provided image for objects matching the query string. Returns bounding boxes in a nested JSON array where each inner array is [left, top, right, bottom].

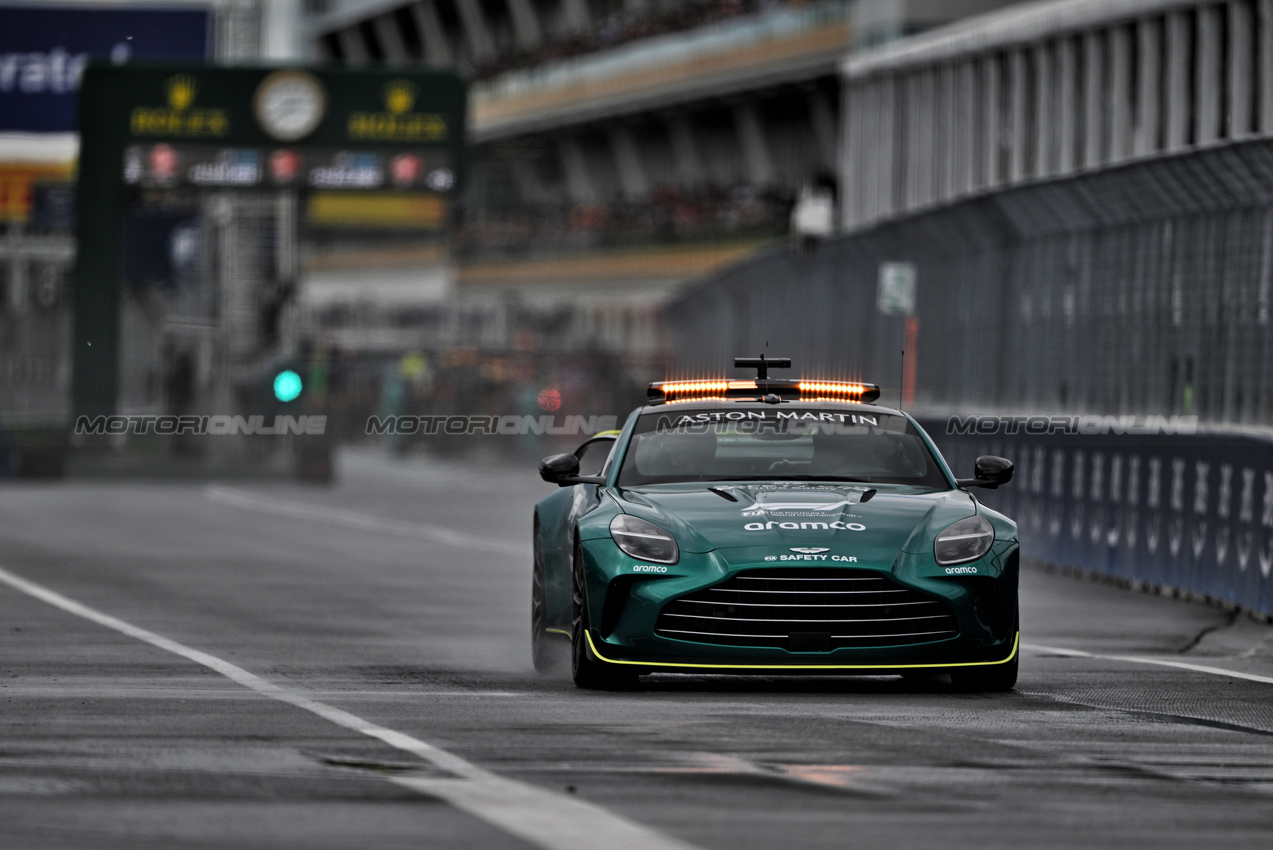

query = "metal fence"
[[668, 137, 1273, 426]]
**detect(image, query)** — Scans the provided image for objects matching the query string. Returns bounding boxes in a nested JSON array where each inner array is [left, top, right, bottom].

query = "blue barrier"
[[922, 421, 1273, 620]]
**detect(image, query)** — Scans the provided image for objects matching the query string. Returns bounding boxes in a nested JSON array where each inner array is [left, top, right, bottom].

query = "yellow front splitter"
[[585, 630, 1019, 671]]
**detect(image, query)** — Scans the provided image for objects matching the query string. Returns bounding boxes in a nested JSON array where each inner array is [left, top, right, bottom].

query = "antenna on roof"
[[734, 354, 791, 380]]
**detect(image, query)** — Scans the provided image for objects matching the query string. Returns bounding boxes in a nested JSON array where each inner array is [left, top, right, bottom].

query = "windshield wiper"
[[707, 486, 739, 502]]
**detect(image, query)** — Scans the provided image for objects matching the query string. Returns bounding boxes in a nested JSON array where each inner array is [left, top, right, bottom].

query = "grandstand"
[[306, 0, 1025, 264]]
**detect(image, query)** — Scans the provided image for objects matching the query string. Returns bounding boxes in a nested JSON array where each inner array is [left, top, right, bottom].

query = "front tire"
[[570, 537, 637, 690]]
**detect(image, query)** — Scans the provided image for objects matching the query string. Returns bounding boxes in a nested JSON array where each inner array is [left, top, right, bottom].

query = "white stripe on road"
[[0, 565, 701, 850], [1024, 642, 1273, 685], [206, 486, 522, 556], [310, 691, 530, 698]]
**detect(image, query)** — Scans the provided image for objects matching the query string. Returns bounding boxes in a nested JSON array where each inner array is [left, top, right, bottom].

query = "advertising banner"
[[0, 5, 210, 133], [923, 418, 1273, 619]]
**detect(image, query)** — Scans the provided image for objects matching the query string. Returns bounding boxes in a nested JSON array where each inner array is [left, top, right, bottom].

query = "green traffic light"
[[273, 369, 303, 402]]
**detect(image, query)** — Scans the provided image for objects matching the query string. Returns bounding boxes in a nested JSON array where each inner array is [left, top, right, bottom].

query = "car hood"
[[611, 482, 978, 562]]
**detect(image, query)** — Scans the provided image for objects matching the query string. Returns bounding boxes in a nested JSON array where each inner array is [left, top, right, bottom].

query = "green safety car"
[[532, 357, 1019, 691]]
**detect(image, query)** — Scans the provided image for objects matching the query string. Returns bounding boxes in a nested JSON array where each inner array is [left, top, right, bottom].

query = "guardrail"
[[922, 419, 1273, 620]]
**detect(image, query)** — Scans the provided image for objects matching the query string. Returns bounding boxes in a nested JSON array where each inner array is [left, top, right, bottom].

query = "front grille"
[[655, 568, 958, 650]]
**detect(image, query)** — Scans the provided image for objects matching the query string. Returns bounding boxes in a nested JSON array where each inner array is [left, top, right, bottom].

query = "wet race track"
[[2, 449, 1272, 849]]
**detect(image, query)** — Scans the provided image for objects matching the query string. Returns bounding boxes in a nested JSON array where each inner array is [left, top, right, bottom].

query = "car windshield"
[[616, 407, 949, 488]]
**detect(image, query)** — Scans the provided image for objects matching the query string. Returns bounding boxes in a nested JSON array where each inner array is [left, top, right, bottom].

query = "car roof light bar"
[[647, 378, 881, 405]]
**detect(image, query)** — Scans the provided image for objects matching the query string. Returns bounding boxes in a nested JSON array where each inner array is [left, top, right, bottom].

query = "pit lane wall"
[[920, 420, 1273, 621]]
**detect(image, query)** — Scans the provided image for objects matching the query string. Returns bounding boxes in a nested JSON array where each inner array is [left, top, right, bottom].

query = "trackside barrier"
[[921, 421, 1273, 620]]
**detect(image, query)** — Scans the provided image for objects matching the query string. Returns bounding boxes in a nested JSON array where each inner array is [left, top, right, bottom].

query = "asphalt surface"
[[2, 447, 1272, 849]]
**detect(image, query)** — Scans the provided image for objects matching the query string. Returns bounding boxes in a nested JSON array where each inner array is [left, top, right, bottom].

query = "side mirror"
[[538, 452, 607, 487], [539, 452, 579, 483], [956, 455, 1014, 489]]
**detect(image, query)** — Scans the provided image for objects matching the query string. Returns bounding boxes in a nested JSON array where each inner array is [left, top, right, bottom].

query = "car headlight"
[[610, 515, 679, 565], [934, 516, 994, 565]]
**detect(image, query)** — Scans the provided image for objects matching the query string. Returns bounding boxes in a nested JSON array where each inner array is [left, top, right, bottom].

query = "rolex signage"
[[92, 66, 464, 196], [348, 79, 449, 142], [74, 63, 467, 419], [89, 65, 466, 154], [129, 74, 229, 138]]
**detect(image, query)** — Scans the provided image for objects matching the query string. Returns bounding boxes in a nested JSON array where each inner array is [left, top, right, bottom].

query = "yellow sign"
[[130, 74, 228, 138], [347, 79, 447, 142], [307, 192, 446, 228]]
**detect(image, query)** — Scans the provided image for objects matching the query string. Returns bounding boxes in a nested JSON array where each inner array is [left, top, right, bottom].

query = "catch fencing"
[[669, 137, 1273, 424]]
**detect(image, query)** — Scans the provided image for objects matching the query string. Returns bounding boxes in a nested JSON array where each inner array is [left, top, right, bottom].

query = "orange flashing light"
[[797, 381, 866, 396], [648, 376, 880, 405], [664, 396, 729, 404], [661, 380, 729, 397]]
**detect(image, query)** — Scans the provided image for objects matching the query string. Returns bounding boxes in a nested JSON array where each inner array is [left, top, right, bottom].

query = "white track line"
[[1024, 642, 1273, 685], [206, 486, 522, 556], [0, 565, 700, 850]]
